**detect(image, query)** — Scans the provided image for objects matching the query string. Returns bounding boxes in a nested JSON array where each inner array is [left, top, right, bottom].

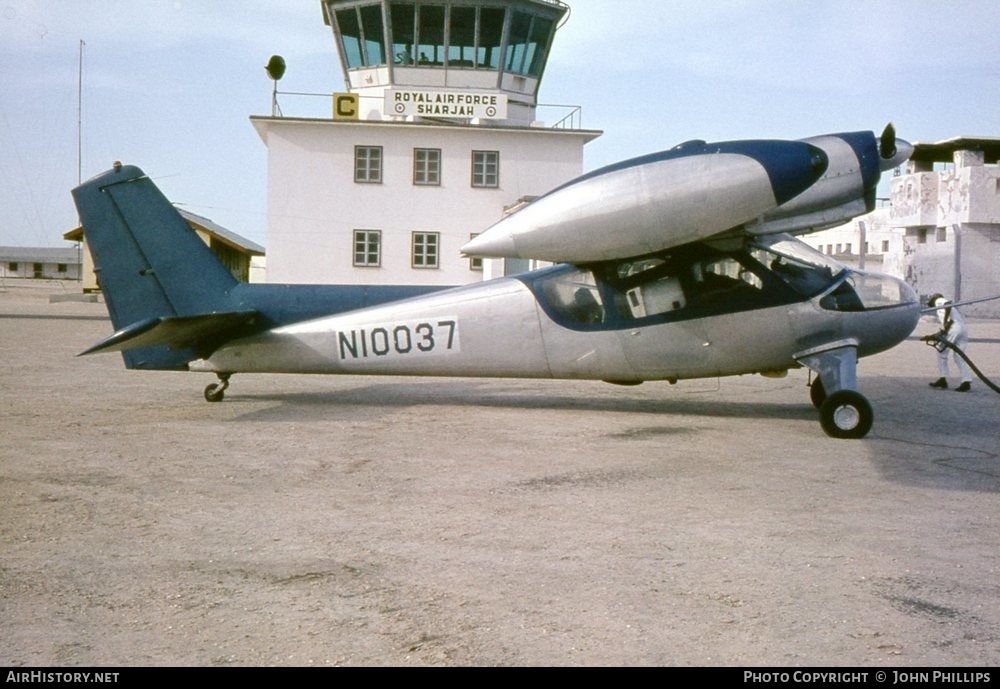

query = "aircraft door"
[[531, 267, 635, 380], [611, 268, 712, 379]]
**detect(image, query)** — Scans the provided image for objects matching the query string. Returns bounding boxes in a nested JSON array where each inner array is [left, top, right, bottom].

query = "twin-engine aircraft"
[[73, 126, 919, 438]]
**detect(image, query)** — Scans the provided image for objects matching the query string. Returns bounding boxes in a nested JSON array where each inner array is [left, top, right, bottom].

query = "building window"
[[355, 146, 382, 183], [882, 240, 890, 252], [7, 262, 17, 271], [413, 148, 441, 186], [57, 263, 68, 273], [412, 231, 439, 268], [353, 230, 382, 267], [936, 227, 948, 242], [472, 150, 499, 188], [468, 233, 483, 271]]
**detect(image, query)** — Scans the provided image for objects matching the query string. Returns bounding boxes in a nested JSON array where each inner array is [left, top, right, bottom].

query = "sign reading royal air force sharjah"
[[385, 89, 508, 120]]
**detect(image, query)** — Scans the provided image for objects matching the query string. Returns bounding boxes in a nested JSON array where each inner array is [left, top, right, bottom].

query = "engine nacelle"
[[746, 130, 912, 236]]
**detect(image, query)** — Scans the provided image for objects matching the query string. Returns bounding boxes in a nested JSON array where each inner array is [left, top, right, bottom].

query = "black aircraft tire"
[[809, 378, 826, 409], [819, 390, 873, 439], [204, 383, 225, 403]]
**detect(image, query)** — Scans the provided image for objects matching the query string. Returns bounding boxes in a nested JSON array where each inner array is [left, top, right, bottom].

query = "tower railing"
[[268, 90, 587, 130]]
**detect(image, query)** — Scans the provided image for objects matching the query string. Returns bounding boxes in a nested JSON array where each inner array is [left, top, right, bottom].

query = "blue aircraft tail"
[[72, 164, 254, 370]]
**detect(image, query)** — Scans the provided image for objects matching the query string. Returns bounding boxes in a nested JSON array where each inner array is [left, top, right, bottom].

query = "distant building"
[[0, 246, 81, 281], [65, 209, 265, 291], [803, 136, 1000, 318], [256, 0, 601, 286]]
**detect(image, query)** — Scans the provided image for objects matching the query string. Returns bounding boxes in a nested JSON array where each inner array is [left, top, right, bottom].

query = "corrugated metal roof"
[[64, 208, 265, 256], [178, 209, 265, 255]]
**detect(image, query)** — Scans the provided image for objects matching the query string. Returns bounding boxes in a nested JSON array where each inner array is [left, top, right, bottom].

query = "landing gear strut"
[[204, 373, 231, 403], [797, 341, 873, 439]]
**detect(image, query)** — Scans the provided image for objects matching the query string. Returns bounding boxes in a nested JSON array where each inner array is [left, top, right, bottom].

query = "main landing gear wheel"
[[204, 374, 231, 403], [819, 390, 873, 439], [809, 378, 826, 409]]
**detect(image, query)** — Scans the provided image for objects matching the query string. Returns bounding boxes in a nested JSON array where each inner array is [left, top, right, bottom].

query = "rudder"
[[72, 164, 239, 369]]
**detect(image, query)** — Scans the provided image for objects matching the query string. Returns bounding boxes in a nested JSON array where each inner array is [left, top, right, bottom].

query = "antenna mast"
[[77, 39, 85, 184]]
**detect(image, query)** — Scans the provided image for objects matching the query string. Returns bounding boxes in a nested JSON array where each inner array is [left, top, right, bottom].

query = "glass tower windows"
[[477, 7, 505, 69], [335, 8, 364, 68], [360, 4, 386, 66], [505, 11, 553, 76], [333, 2, 559, 77], [335, 5, 387, 68], [448, 6, 476, 67], [417, 5, 446, 65], [390, 2, 416, 64]]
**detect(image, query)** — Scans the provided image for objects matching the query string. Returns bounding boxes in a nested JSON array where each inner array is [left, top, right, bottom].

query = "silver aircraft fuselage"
[[191, 236, 919, 385]]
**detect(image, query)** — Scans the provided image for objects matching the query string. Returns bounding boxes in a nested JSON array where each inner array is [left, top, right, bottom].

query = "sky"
[[2, 0, 999, 248]]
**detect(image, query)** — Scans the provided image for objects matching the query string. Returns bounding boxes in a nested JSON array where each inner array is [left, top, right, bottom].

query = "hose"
[[921, 333, 1000, 394]]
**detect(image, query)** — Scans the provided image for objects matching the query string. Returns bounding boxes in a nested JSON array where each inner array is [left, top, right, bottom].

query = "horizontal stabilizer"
[[80, 310, 259, 356]]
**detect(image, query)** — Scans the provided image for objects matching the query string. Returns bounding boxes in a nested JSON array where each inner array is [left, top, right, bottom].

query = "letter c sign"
[[333, 93, 359, 120]]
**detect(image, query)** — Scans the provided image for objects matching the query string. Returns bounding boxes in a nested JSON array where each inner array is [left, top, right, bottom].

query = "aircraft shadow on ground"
[[228, 379, 818, 424], [224, 377, 1000, 493]]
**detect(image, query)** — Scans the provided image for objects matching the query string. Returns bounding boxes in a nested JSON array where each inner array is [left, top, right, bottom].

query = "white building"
[[255, 0, 601, 286], [0, 246, 81, 281]]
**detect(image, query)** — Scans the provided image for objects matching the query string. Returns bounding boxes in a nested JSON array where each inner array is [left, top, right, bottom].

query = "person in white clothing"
[[927, 293, 972, 392]]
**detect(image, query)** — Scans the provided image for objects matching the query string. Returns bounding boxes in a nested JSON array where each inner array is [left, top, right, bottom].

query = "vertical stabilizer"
[[72, 164, 239, 369]]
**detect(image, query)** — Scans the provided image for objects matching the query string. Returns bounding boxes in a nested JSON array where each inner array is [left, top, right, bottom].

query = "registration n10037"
[[336, 319, 459, 360]]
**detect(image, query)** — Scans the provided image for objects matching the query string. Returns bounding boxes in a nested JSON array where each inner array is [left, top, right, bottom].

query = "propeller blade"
[[879, 122, 897, 159]]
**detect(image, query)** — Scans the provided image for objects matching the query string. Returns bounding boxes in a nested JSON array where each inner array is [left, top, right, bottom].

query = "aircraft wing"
[[463, 126, 911, 264], [80, 310, 260, 356]]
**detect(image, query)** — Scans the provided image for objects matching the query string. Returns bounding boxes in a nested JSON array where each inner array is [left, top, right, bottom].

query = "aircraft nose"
[[834, 271, 920, 356]]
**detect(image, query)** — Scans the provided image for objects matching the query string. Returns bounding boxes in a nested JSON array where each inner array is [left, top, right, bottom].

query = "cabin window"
[[353, 230, 382, 267], [750, 234, 843, 299], [413, 148, 441, 185], [412, 231, 439, 268], [538, 268, 605, 326], [355, 145, 383, 184], [685, 257, 764, 308], [471, 150, 499, 188]]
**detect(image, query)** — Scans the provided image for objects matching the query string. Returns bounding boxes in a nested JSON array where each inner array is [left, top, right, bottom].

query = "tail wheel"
[[204, 383, 225, 403], [204, 373, 231, 403], [819, 390, 873, 439]]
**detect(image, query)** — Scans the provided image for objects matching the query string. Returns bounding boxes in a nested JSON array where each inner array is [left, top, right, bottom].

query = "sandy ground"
[[1, 278, 998, 667]]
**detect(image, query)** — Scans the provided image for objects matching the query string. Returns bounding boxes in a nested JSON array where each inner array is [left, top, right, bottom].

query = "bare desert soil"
[[2, 279, 998, 666]]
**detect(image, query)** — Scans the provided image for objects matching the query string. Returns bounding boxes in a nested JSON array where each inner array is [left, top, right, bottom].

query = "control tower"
[[324, 0, 567, 124], [253, 1, 600, 286]]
